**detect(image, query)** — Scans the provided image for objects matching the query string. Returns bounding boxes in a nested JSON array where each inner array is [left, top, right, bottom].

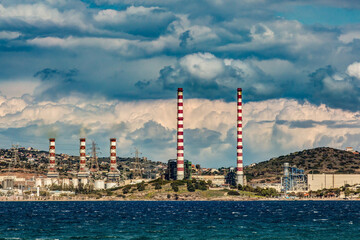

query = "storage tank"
[[106, 182, 117, 189], [35, 178, 43, 187], [94, 180, 105, 190], [72, 178, 79, 188], [62, 178, 70, 186], [80, 178, 88, 185], [44, 178, 52, 186]]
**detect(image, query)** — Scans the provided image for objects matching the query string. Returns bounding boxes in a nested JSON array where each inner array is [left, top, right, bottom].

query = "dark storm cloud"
[[1, 0, 360, 112]]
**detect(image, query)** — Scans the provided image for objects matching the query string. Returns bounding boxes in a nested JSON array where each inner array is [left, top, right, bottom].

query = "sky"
[[1, 0, 360, 168]]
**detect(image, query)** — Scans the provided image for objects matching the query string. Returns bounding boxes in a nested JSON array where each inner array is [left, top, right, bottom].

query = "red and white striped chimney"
[[109, 138, 117, 173], [79, 138, 86, 172], [177, 88, 184, 180], [47, 138, 58, 177], [237, 88, 244, 185]]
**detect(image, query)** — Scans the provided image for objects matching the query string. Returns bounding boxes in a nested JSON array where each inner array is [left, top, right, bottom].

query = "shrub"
[[137, 182, 146, 191], [172, 185, 179, 192], [123, 185, 131, 194], [187, 183, 195, 192], [228, 190, 240, 196], [154, 182, 162, 190]]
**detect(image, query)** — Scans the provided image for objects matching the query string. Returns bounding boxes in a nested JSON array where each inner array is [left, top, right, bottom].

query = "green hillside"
[[245, 147, 360, 183]]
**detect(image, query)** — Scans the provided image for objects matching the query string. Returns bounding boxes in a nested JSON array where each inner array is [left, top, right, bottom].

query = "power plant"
[[2, 88, 248, 195]]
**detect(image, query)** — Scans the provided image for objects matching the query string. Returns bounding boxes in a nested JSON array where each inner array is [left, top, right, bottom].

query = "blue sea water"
[[0, 201, 359, 239]]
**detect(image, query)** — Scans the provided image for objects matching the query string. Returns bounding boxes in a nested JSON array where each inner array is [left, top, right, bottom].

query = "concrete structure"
[[47, 138, 59, 178], [108, 138, 120, 179], [94, 180, 105, 190], [177, 88, 184, 180], [78, 138, 89, 178], [251, 183, 282, 192], [192, 175, 225, 186], [236, 88, 244, 185], [2, 178, 14, 189], [308, 174, 360, 191]]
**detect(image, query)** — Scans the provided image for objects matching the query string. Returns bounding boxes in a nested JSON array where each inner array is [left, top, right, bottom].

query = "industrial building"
[[308, 174, 360, 191], [166, 159, 192, 180], [281, 163, 307, 192]]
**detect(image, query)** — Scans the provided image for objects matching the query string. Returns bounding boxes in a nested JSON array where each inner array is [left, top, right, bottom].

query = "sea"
[[0, 201, 359, 239]]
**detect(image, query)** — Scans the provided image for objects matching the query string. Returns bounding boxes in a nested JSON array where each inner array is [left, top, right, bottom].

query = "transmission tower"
[[134, 148, 142, 179], [10, 144, 19, 171], [90, 140, 100, 173]]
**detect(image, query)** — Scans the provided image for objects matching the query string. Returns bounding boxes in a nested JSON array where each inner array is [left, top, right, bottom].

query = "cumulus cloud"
[[0, 92, 359, 167], [347, 62, 360, 79]]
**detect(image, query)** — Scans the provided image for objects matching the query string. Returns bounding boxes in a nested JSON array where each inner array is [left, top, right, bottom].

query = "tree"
[[225, 171, 237, 187]]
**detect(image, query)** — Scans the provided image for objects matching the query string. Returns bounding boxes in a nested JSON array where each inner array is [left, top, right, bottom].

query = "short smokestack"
[[108, 138, 119, 179], [47, 138, 59, 178], [78, 138, 89, 178], [236, 88, 244, 185], [177, 88, 184, 180]]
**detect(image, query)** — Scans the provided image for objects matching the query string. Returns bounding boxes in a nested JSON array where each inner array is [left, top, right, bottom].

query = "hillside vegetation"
[[245, 147, 360, 183]]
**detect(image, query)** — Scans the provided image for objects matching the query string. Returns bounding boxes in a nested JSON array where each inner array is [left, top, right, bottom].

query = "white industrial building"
[[308, 174, 360, 191]]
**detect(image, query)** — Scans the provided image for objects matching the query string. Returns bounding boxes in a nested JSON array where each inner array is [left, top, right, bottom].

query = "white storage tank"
[[62, 178, 70, 186], [94, 180, 105, 190], [106, 182, 117, 189], [35, 178, 43, 187], [80, 178, 88, 185], [44, 178, 52, 186], [72, 178, 79, 188]]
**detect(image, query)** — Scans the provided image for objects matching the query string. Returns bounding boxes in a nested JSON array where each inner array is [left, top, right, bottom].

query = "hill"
[[245, 147, 360, 183]]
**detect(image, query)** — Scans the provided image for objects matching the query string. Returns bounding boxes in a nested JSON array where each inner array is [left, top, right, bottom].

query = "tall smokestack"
[[78, 138, 89, 178], [237, 88, 244, 185], [108, 138, 119, 179], [47, 138, 59, 178], [177, 88, 184, 180]]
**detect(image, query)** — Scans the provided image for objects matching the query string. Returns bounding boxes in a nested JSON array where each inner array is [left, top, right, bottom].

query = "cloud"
[[93, 6, 176, 37], [0, 3, 89, 30], [0, 31, 21, 40], [0, 92, 359, 167], [3, 0, 360, 167], [347, 62, 360, 79]]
